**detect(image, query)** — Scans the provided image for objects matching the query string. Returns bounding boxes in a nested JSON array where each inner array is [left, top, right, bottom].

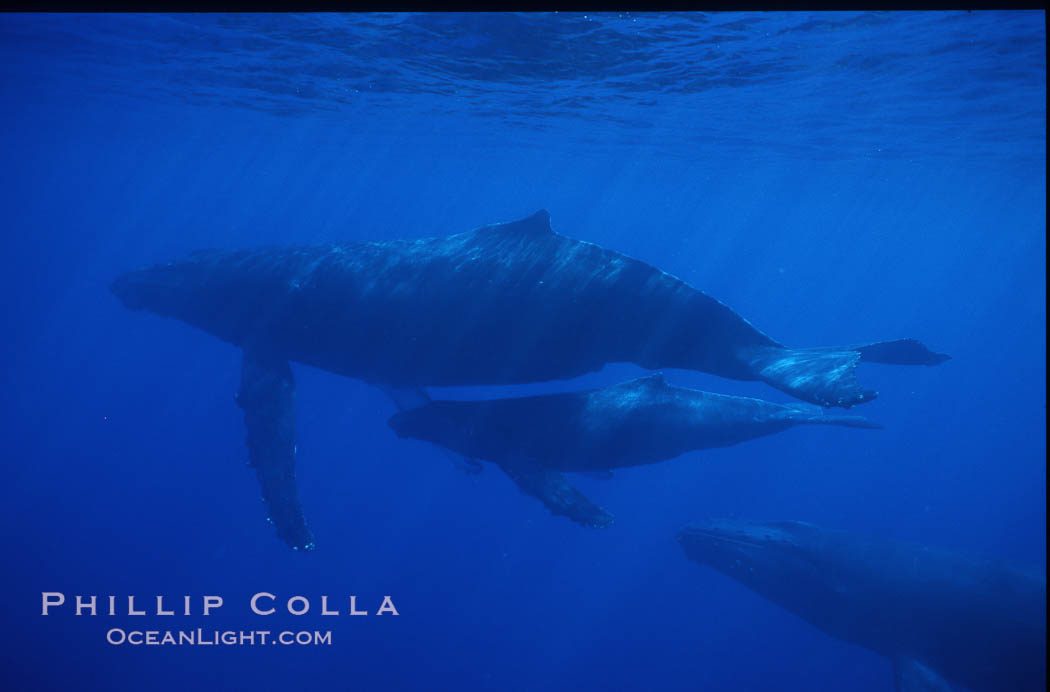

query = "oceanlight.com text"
[[106, 628, 332, 646]]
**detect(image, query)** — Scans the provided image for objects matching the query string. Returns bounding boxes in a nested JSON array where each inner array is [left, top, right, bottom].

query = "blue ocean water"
[[0, 11, 1044, 691]]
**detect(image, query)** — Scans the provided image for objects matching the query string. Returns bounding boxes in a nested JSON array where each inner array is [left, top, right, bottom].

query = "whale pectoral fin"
[[892, 658, 953, 692], [578, 470, 614, 480], [854, 338, 951, 366], [236, 350, 315, 552], [743, 345, 875, 408], [496, 459, 614, 528]]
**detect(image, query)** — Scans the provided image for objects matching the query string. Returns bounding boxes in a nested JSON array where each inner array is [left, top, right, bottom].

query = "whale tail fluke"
[[853, 338, 951, 366], [743, 346, 875, 408], [742, 338, 948, 409]]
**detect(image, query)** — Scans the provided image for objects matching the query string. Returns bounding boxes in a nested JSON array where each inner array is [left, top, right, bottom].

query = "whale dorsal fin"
[[627, 373, 669, 390], [495, 209, 553, 235]]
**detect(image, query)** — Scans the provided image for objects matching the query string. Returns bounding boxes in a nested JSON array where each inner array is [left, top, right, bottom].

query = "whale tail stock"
[[742, 339, 950, 409]]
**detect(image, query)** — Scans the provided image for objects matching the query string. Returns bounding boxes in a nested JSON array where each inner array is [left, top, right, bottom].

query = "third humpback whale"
[[678, 519, 1046, 692], [111, 210, 948, 548]]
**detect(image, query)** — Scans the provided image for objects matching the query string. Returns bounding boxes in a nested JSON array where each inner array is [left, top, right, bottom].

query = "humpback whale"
[[111, 210, 946, 549], [678, 519, 1047, 692], [388, 374, 881, 526]]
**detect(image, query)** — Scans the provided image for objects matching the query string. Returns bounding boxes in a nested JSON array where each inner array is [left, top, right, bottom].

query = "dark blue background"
[[1, 12, 1044, 692]]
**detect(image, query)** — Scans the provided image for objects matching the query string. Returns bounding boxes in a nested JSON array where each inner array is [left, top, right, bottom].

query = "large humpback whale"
[[389, 375, 881, 526], [678, 519, 1046, 692], [111, 210, 947, 549]]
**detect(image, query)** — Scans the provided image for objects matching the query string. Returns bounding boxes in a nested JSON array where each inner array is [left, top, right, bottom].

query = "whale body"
[[112, 209, 947, 407], [389, 374, 881, 525], [678, 519, 1047, 692]]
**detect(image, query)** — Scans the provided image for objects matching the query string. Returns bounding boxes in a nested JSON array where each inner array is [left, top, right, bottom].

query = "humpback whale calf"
[[388, 374, 881, 526], [678, 519, 1046, 692], [111, 210, 946, 549]]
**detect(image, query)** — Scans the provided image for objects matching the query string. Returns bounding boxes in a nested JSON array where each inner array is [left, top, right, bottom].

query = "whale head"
[[388, 401, 476, 455], [676, 518, 854, 620], [110, 249, 257, 344], [111, 263, 188, 313]]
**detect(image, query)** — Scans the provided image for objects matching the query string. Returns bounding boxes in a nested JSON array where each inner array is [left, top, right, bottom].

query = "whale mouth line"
[[680, 528, 769, 550]]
